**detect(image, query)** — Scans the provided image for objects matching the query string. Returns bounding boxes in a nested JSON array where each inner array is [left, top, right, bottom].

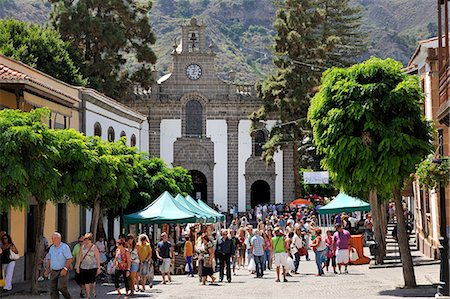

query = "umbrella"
[[290, 198, 312, 206]]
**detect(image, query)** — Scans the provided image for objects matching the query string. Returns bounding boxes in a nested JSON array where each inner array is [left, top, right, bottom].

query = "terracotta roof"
[[0, 64, 78, 103]]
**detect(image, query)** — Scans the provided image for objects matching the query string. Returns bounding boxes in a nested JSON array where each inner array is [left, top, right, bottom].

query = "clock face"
[[186, 64, 202, 80]]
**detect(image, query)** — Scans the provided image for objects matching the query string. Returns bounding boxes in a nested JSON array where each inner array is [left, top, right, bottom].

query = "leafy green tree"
[[252, 0, 364, 197], [49, 0, 157, 99], [308, 57, 433, 287], [0, 18, 87, 86], [0, 108, 61, 294]]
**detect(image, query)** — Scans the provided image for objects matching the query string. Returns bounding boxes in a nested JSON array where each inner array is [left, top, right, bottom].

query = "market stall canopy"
[[184, 195, 221, 222], [290, 198, 312, 206], [193, 197, 226, 222], [174, 194, 217, 223], [124, 191, 201, 224], [318, 193, 370, 215]]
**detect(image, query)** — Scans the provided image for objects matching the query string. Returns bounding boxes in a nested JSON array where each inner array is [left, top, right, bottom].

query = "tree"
[[0, 18, 87, 86], [125, 158, 193, 214], [49, 0, 157, 99], [0, 108, 61, 294], [251, 0, 364, 197], [308, 57, 433, 287]]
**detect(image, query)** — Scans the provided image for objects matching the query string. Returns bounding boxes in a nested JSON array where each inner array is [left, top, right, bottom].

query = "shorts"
[[130, 263, 140, 273], [336, 249, 349, 264], [160, 258, 171, 273], [140, 261, 149, 276], [273, 252, 287, 267], [80, 268, 97, 284], [239, 249, 245, 258]]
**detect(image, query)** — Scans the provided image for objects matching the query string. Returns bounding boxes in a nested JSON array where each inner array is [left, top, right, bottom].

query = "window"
[[120, 131, 126, 138], [107, 127, 115, 142], [130, 134, 137, 147], [188, 31, 199, 52], [94, 122, 102, 137], [185, 100, 203, 137], [254, 130, 266, 157]]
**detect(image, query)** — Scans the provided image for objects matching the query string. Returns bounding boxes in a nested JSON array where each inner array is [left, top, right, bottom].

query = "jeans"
[[293, 252, 300, 273], [314, 250, 325, 275], [50, 270, 71, 299], [219, 254, 231, 281], [186, 256, 193, 274], [254, 255, 264, 277], [263, 249, 271, 270]]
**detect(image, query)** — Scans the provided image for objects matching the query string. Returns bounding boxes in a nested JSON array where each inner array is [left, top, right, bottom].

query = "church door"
[[189, 170, 207, 203], [250, 180, 270, 208]]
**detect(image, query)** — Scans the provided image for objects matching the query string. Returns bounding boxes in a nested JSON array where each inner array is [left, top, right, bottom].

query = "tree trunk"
[[393, 187, 417, 288], [369, 190, 385, 264], [97, 211, 106, 239], [293, 139, 302, 197], [378, 199, 387, 259], [31, 200, 46, 295], [90, 198, 101, 241]]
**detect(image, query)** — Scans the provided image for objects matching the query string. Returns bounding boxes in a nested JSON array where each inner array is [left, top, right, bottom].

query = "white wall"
[[267, 121, 284, 204], [238, 120, 252, 212], [85, 101, 147, 152], [206, 119, 228, 209], [160, 119, 182, 167]]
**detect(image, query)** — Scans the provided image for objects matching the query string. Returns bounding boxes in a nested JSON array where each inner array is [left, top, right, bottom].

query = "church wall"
[[238, 120, 252, 211], [160, 119, 182, 167], [267, 121, 284, 203], [206, 119, 228, 209]]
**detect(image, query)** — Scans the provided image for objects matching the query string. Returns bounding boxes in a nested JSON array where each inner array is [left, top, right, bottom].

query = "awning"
[[174, 194, 217, 223], [318, 193, 370, 215], [124, 191, 202, 224], [194, 197, 226, 222]]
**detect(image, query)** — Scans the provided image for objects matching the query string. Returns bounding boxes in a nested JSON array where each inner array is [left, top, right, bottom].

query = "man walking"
[[156, 232, 173, 284], [44, 232, 73, 299], [333, 224, 352, 274], [272, 227, 288, 282], [250, 230, 264, 278], [217, 229, 234, 283]]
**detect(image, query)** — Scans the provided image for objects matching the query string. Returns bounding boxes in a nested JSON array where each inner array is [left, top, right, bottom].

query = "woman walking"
[[127, 234, 140, 295], [1, 234, 18, 291], [262, 232, 272, 271], [310, 228, 326, 276], [137, 234, 152, 292], [76, 233, 101, 299], [324, 230, 337, 274], [114, 240, 131, 295], [237, 228, 246, 269], [199, 235, 216, 285]]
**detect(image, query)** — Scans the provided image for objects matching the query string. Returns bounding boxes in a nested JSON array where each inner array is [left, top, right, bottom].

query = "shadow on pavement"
[[378, 285, 436, 297]]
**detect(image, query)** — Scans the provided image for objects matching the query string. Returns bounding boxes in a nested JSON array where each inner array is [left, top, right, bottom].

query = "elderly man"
[[250, 229, 264, 278], [217, 229, 234, 283], [44, 232, 72, 299]]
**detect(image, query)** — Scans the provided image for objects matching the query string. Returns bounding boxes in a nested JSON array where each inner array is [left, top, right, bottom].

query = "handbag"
[[349, 247, 359, 262], [204, 256, 213, 268], [9, 248, 19, 261], [298, 247, 307, 256]]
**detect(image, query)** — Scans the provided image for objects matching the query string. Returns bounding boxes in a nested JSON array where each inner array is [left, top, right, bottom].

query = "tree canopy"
[[308, 57, 433, 196], [0, 18, 87, 86], [49, 0, 157, 99]]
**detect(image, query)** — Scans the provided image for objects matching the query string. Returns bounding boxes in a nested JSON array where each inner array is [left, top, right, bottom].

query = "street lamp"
[[434, 128, 449, 296]]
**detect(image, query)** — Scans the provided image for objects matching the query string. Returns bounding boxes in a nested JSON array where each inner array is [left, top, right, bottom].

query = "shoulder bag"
[[8, 246, 19, 261]]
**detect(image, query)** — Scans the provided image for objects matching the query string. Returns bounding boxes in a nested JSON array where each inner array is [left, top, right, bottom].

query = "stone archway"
[[189, 170, 208, 203], [251, 180, 270, 208]]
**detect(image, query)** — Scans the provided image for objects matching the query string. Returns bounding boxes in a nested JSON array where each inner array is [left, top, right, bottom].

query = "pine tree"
[[252, 0, 364, 197], [49, 0, 157, 99]]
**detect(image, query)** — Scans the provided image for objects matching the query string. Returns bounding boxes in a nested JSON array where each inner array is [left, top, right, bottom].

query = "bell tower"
[[180, 18, 207, 54]]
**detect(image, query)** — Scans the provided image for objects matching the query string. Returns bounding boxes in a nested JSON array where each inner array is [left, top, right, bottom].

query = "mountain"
[[0, 0, 438, 83]]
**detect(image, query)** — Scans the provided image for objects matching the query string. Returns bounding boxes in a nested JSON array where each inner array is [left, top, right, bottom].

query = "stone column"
[[148, 115, 161, 157], [283, 146, 295, 203], [227, 118, 239, 210]]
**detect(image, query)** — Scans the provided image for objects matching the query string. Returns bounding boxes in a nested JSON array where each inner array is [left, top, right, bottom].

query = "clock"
[[186, 64, 202, 80]]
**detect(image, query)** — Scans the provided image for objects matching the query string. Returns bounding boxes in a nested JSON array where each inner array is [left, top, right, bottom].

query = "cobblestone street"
[[10, 258, 441, 299]]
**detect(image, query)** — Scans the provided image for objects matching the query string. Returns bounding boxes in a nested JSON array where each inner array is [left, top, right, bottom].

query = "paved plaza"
[[10, 258, 441, 299]]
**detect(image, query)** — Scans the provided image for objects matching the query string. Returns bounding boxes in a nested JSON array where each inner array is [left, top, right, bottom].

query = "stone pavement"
[[7, 256, 443, 299]]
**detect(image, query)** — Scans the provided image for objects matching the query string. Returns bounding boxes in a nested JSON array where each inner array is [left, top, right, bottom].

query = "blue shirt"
[[251, 235, 264, 256], [48, 243, 72, 270]]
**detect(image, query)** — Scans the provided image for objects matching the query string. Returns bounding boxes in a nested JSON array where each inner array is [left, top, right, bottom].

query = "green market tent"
[[195, 197, 226, 222], [184, 195, 221, 222], [318, 193, 371, 215], [174, 194, 216, 223], [124, 191, 201, 224]]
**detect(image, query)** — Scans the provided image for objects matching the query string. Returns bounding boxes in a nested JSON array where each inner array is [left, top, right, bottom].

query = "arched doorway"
[[189, 170, 207, 203], [251, 180, 270, 208]]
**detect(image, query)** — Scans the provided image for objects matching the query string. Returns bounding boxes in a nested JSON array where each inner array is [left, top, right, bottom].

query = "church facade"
[[129, 18, 295, 212]]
